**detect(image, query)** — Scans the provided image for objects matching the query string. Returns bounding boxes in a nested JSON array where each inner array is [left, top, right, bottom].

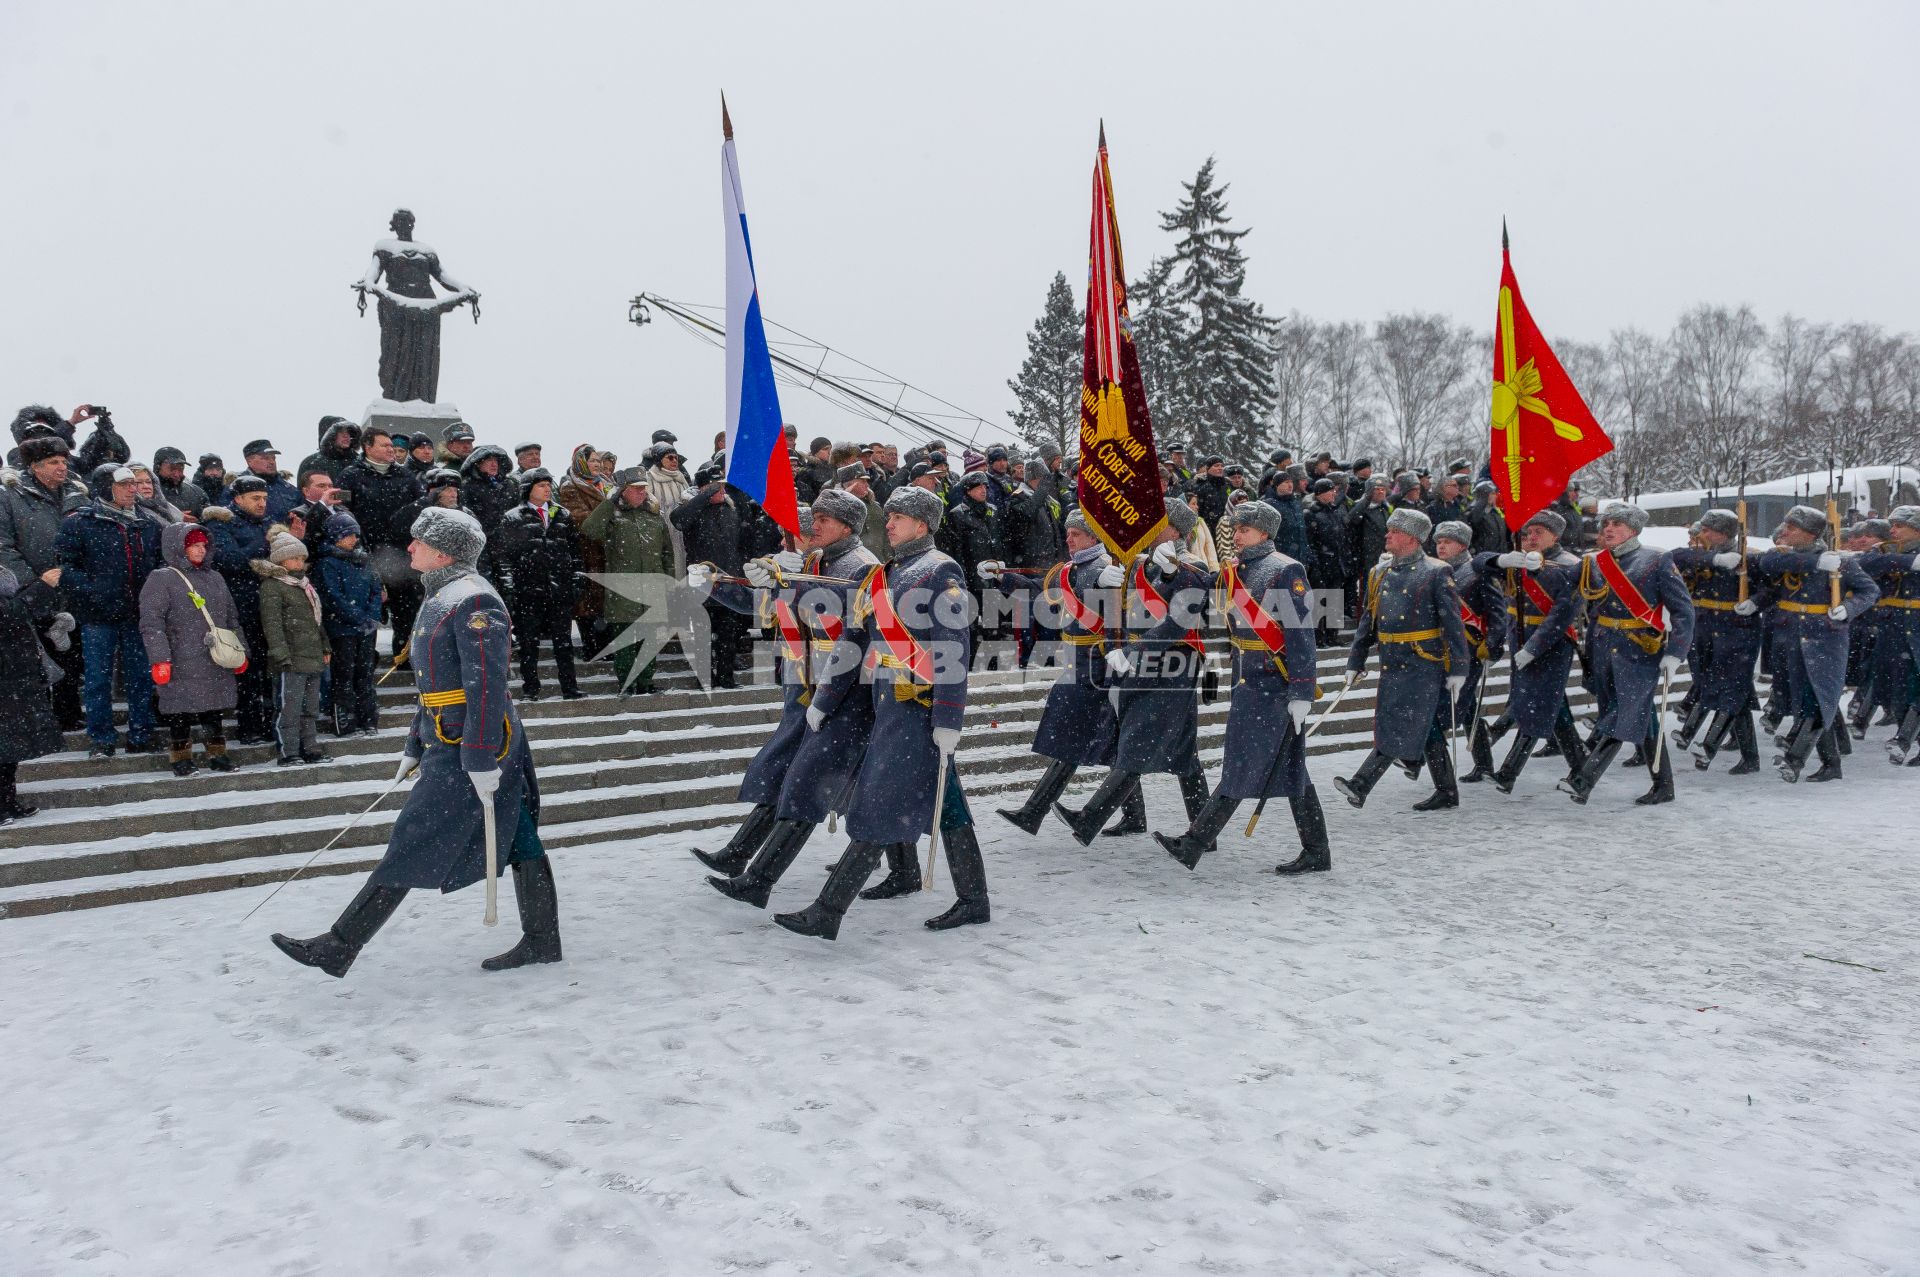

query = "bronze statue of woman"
[[355, 209, 479, 404]]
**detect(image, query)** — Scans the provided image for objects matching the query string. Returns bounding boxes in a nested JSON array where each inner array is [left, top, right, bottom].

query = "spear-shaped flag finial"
[[1502, 217, 1509, 254], [721, 92, 733, 141], [1098, 118, 1107, 151]]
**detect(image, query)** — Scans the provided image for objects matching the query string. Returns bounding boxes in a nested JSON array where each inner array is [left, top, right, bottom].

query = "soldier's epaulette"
[[851, 564, 883, 624]]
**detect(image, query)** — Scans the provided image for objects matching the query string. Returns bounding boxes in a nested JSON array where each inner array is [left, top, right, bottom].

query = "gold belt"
[[1063, 632, 1106, 646], [420, 689, 465, 707], [1597, 614, 1664, 653], [1230, 636, 1272, 651], [1693, 599, 1740, 612], [1776, 600, 1829, 615], [1596, 615, 1655, 631], [1880, 598, 1920, 610], [1379, 628, 1442, 643]]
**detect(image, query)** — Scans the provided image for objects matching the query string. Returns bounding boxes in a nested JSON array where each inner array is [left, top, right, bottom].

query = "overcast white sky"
[[2, 1, 1914, 471]]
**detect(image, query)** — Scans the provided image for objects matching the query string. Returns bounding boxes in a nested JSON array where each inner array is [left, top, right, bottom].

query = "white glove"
[[1520, 551, 1543, 570], [1105, 648, 1133, 677], [1446, 675, 1466, 697], [394, 753, 421, 784], [1514, 647, 1535, 670], [1660, 654, 1684, 676], [773, 550, 804, 574], [1109, 686, 1121, 713], [1495, 550, 1528, 569], [1150, 541, 1179, 572], [742, 558, 776, 588], [687, 563, 712, 589], [1344, 668, 1363, 689], [1712, 551, 1743, 570], [1909, 553, 1920, 573], [976, 558, 1005, 583], [1733, 599, 1759, 616], [1096, 563, 1125, 588], [1815, 551, 1841, 572], [805, 704, 826, 731], [1377, 552, 1393, 566], [932, 726, 960, 757], [1829, 604, 1849, 622], [1288, 699, 1311, 730], [467, 768, 501, 801]]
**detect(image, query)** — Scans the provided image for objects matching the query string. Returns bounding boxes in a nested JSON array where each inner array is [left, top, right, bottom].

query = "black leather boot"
[[1557, 738, 1622, 804], [1834, 719, 1853, 756], [1332, 751, 1392, 809], [1153, 794, 1239, 870], [1411, 739, 1459, 811], [1102, 778, 1149, 836], [1691, 712, 1733, 770], [1728, 712, 1761, 775], [1670, 702, 1708, 751], [858, 842, 922, 900], [691, 802, 778, 874], [1635, 733, 1675, 805], [774, 840, 884, 941], [996, 760, 1075, 835], [271, 880, 408, 978], [1487, 712, 1512, 745], [1054, 769, 1139, 846], [1807, 723, 1844, 782], [1552, 713, 1590, 775], [482, 858, 563, 970], [1492, 734, 1537, 793], [1776, 718, 1821, 782], [709, 818, 814, 907], [1274, 786, 1332, 875], [1890, 707, 1920, 765], [1167, 762, 1215, 853], [1461, 718, 1495, 783], [925, 824, 991, 930]]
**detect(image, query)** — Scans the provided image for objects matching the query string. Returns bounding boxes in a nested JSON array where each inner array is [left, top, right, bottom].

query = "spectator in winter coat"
[[1305, 478, 1353, 593], [313, 511, 382, 735], [337, 427, 423, 663], [297, 416, 362, 483], [393, 470, 467, 546], [138, 522, 245, 775], [152, 447, 207, 519], [287, 468, 345, 560], [1193, 457, 1230, 527], [1551, 483, 1588, 553], [403, 433, 438, 476], [201, 475, 277, 743], [233, 439, 302, 522], [257, 530, 331, 765], [129, 465, 184, 527], [1344, 459, 1376, 504], [1467, 480, 1510, 554], [57, 464, 164, 757], [671, 471, 749, 687], [947, 473, 1005, 593], [1262, 470, 1315, 575], [983, 446, 1016, 516], [556, 443, 613, 657], [1347, 476, 1394, 567], [191, 454, 229, 508], [580, 470, 675, 693], [1002, 462, 1064, 576], [496, 470, 586, 699], [832, 463, 891, 561], [1424, 475, 1471, 541], [510, 442, 544, 482], [0, 433, 88, 729], [435, 420, 476, 469], [0, 564, 67, 822], [643, 443, 694, 573], [458, 444, 519, 579], [794, 436, 835, 504]]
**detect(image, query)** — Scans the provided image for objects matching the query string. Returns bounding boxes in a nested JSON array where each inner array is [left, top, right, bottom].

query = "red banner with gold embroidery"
[[1076, 125, 1167, 561]]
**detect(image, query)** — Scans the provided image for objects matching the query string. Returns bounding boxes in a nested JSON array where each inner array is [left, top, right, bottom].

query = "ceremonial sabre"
[[239, 770, 412, 922], [481, 793, 500, 927], [1305, 676, 1357, 738], [1652, 662, 1674, 773], [924, 756, 949, 891]]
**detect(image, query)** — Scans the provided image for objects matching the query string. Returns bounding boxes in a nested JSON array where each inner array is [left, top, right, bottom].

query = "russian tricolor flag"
[[720, 97, 799, 536]]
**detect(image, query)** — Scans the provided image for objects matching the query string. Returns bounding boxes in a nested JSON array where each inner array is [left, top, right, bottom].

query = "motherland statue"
[[353, 208, 480, 405]]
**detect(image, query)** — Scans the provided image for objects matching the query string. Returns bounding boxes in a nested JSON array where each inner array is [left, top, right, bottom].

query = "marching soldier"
[[773, 486, 989, 939], [1667, 509, 1766, 774], [1153, 501, 1328, 874], [1754, 505, 1880, 782], [1859, 506, 1920, 763], [1840, 519, 1891, 738], [984, 510, 1131, 837], [271, 507, 559, 977], [703, 490, 901, 907], [1433, 519, 1507, 783], [1334, 508, 1471, 811], [1483, 509, 1589, 792], [1055, 501, 1214, 846], [1558, 504, 1695, 805]]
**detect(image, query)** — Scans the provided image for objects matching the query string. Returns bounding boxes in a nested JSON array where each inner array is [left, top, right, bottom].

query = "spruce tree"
[[1129, 255, 1193, 444], [1006, 272, 1084, 456], [1153, 157, 1277, 460]]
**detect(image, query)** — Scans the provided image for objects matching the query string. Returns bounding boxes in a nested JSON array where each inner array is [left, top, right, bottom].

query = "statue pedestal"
[[361, 399, 464, 448]]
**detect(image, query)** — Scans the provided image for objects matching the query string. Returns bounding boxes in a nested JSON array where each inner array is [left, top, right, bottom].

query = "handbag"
[[171, 567, 248, 670]]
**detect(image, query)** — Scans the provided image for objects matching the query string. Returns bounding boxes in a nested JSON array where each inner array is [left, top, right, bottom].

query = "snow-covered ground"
[[3, 742, 1916, 1276]]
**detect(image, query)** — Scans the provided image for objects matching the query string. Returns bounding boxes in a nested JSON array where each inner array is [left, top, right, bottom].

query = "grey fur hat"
[[1165, 500, 1198, 536], [1887, 505, 1920, 531], [1697, 509, 1741, 538], [1782, 504, 1827, 535], [1432, 519, 1473, 546], [811, 486, 867, 535], [1024, 460, 1049, 484], [1599, 502, 1648, 533], [411, 506, 487, 568], [884, 484, 944, 532], [1228, 501, 1280, 536], [796, 507, 815, 538], [833, 462, 867, 486], [1522, 508, 1566, 538], [1064, 508, 1092, 537], [1386, 507, 1432, 541], [1036, 440, 1063, 462], [1853, 518, 1891, 542], [959, 470, 990, 492]]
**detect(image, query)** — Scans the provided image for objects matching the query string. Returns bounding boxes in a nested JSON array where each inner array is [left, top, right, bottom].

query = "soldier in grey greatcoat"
[[1334, 507, 1471, 811], [1481, 509, 1589, 792], [1859, 507, 1920, 763], [271, 507, 559, 977], [1433, 520, 1507, 784], [1666, 509, 1768, 774]]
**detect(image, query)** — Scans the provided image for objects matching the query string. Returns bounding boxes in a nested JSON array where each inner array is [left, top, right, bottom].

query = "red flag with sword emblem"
[[1491, 225, 1613, 531], [1077, 123, 1167, 560]]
